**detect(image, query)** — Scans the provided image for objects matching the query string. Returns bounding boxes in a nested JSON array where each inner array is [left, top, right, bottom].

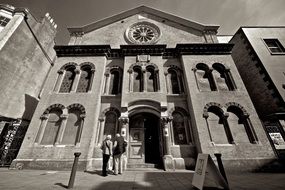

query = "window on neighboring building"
[[0, 16, 10, 27], [264, 39, 285, 53]]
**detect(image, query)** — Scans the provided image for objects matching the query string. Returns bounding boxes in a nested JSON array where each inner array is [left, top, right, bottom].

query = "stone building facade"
[[4, 6, 276, 171], [0, 4, 56, 166], [230, 27, 285, 158]]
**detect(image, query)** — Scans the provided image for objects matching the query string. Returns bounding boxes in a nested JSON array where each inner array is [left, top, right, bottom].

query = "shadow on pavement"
[[54, 182, 68, 188], [84, 170, 102, 176]]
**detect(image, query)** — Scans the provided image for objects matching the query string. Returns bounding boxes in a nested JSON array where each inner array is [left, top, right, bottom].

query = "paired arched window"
[[170, 108, 192, 145], [129, 64, 159, 92], [55, 62, 95, 93], [195, 63, 236, 91], [36, 104, 85, 146], [59, 66, 76, 93], [168, 68, 185, 94], [204, 103, 258, 145]]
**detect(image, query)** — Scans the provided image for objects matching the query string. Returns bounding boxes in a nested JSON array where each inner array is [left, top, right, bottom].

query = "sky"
[[1, 0, 285, 45]]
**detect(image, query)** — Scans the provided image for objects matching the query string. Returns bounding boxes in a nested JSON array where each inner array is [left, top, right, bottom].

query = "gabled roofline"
[[68, 5, 219, 35]]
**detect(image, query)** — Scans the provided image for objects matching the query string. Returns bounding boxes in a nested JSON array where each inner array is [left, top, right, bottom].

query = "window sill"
[[269, 52, 285, 55]]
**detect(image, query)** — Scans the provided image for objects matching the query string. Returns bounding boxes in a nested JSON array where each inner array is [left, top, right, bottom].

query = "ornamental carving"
[[125, 22, 161, 45]]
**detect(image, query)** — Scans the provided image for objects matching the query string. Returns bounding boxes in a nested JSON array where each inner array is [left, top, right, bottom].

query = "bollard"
[[214, 153, 228, 183], [68, 152, 81, 189]]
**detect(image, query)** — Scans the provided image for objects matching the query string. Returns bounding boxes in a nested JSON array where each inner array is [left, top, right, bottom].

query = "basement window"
[[264, 39, 285, 54], [0, 15, 10, 27]]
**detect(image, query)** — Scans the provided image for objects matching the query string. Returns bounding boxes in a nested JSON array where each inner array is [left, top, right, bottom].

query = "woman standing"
[[100, 135, 113, 176]]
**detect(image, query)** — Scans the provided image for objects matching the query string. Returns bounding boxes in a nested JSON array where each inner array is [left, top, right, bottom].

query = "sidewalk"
[[0, 168, 284, 190]]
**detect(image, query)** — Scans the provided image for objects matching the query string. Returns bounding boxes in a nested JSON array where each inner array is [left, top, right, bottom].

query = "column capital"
[[119, 117, 129, 125], [40, 114, 49, 120], [161, 116, 173, 125], [91, 69, 96, 73], [75, 68, 81, 74], [80, 114, 86, 119], [98, 117, 105, 122], [57, 69, 64, 74], [60, 114, 68, 119]]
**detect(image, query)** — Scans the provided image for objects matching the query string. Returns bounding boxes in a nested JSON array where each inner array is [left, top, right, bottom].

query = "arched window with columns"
[[133, 66, 143, 92], [103, 109, 120, 140], [171, 108, 191, 145], [204, 104, 234, 144], [146, 66, 158, 92], [36, 104, 65, 145], [77, 64, 94, 92], [109, 67, 122, 95], [59, 65, 76, 93], [227, 104, 258, 144], [212, 63, 236, 91], [168, 67, 184, 94], [195, 63, 216, 91], [61, 104, 86, 145]]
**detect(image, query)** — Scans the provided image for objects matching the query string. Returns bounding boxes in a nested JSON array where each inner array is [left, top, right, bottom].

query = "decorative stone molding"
[[60, 62, 78, 70], [43, 104, 65, 114], [119, 117, 129, 125], [203, 102, 223, 117], [168, 107, 189, 116], [225, 102, 249, 116], [79, 62, 95, 70], [67, 103, 86, 115], [100, 107, 120, 118]]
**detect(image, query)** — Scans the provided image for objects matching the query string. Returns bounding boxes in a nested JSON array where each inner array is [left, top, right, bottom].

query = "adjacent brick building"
[[0, 5, 277, 171], [230, 27, 285, 158]]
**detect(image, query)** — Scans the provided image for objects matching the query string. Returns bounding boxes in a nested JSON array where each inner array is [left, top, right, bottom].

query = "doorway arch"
[[128, 112, 162, 167]]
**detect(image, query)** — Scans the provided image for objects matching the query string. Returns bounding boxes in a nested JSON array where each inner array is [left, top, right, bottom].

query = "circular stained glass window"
[[125, 22, 161, 45]]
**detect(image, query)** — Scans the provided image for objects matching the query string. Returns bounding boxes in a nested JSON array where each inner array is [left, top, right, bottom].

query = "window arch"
[[133, 66, 143, 92], [206, 106, 234, 144], [40, 108, 63, 145], [227, 105, 257, 144], [77, 65, 92, 92], [146, 66, 158, 92], [172, 111, 190, 145], [195, 63, 216, 91], [212, 63, 236, 91], [103, 110, 119, 139], [59, 65, 76, 93], [61, 108, 83, 145], [109, 68, 122, 95], [168, 68, 184, 94]]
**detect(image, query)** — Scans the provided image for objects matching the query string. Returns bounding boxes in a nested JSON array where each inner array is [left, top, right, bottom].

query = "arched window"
[[109, 69, 122, 95], [212, 63, 236, 91], [168, 68, 185, 94], [172, 111, 188, 144], [77, 65, 92, 93], [59, 66, 76, 93], [41, 108, 62, 145], [227, 106, 257, 143], [146, 66, 158, 92], [104, 111, 119, 139], [206, 106, 234, 144], [61, 108, 82, 145], [133, 66, 143, 92], [195, 63, 216, 91]]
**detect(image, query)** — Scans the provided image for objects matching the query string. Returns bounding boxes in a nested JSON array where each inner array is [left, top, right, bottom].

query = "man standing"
[[113, 133, 125, 175], [100, 135, 112, 177]]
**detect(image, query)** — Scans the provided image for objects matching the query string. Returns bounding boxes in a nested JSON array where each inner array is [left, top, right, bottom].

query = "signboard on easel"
[[192, 154, 229, 190]]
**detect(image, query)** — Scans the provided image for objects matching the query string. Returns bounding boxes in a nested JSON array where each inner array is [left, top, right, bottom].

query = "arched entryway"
[[128, 112, 162, 167]]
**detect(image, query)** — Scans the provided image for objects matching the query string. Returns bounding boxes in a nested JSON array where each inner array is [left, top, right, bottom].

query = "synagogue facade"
[[0, 5, 276, 171]]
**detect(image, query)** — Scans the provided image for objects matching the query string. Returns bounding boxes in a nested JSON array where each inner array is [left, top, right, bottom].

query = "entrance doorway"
[[128, 113, 161, 166]]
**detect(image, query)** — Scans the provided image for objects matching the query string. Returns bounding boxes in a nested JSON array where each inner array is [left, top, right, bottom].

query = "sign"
[[192, 154, 229, 190], [269, 132, 285, 145]]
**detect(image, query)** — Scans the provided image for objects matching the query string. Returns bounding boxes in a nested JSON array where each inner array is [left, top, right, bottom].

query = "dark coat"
[[113, 136, 125, 156]]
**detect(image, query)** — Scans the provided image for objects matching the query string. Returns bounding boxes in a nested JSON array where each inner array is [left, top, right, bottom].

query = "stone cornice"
[[54, 43, 234, 58]]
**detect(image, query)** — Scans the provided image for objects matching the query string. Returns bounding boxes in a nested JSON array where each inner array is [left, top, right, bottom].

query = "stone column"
[[98, 117, 105, 144], [164, 71, 169, 94], [142, 66, 147, 92], [54, 70, 64, 92], [161, 116, 174, 171], [119, 116, 129, 171], [119, 117, 129, 139], [243, 115, 258, 144], [75, 114, 86, 146], [55, 114, 68, 145], [35, 114, 49, 144], [222, 113, 235, 144], [128, 69, 133, 92], [88, 69, 96, 92], [71, 68, 81, 92], [104, 72, 110, 95]]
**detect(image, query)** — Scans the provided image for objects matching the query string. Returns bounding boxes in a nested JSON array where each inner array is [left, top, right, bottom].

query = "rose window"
[[125, 22, 161, 44]]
